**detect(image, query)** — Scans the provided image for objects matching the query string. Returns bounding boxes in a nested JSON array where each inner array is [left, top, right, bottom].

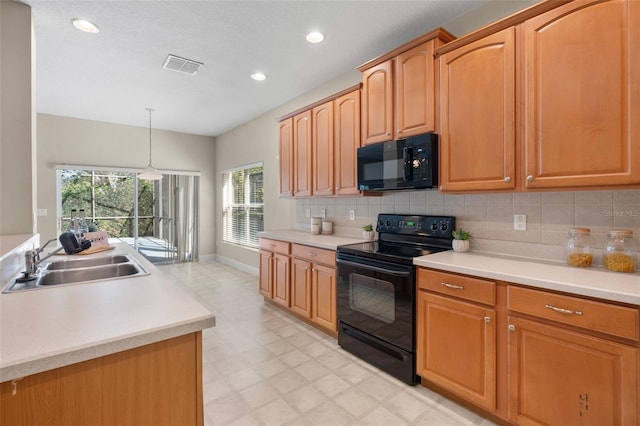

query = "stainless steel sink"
[[39, 263, 143, 285], [45, 255, 130, 270], [2, 254, 149, 293]]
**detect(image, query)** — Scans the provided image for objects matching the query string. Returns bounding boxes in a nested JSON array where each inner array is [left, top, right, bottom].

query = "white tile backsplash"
[[295, 189, 640, 262]]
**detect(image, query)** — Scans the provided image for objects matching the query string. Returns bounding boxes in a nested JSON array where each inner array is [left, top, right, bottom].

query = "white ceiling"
[[23, 0, 490, 137]]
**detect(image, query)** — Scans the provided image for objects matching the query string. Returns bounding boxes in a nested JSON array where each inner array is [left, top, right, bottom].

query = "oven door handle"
[[336, 258, 412, 277]]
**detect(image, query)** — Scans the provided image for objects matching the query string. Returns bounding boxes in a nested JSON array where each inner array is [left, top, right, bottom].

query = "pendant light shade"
[[139, 107, 163, 180]]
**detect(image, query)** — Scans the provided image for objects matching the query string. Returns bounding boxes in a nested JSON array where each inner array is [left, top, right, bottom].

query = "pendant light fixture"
[[138, 107, 163, 180]]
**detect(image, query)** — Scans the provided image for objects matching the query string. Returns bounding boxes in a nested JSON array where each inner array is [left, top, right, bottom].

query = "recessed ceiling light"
[[306, 31, 324, 43], [251, 72, 267, 81], [71, 18, 100, 33]]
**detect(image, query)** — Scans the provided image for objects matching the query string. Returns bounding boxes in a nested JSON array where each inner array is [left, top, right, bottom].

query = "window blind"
[[222, 164, 264, 248]]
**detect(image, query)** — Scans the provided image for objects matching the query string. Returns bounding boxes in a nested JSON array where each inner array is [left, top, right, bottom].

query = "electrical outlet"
[[514, 214, 527, 231], [305, 208, 310, 218], [321, 208, 326, 218], [36, 209, 48, 216], [349, 210, 355, 221]]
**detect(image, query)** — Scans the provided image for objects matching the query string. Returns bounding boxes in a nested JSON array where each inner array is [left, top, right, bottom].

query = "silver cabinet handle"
[[307, 252, 317, 257], [545, 304, 583, 316], [508, 324, 516, 332], [526, 175, 534, 182], [484, 316, 491, 323], [504, 176, 511, 182], [305, 266, 308, 271], [441, 282, 464, 290]]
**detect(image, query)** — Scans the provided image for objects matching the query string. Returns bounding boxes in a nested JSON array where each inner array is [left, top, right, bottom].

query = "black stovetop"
[[337, 214, 455, 265]]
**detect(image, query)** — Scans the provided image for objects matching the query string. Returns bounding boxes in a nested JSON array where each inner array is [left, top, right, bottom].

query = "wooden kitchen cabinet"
[[1, 333, 204, 426], [333, 89, 361, 195], [291, 244, 337, 333], [507, 284, 639, 425], [278, 85, 361, 198], [522, 0, 640, 188], [508, 316, 638, 425], [361, 61, 394, 144], [416, 268, 497, 412], [278, 117, 293, 197], [293, 110, 312, 197], [291, 257, 312, 318], [360, 29, 454, 145], [312, 101, 334, 196], [258, 238, 291, 308], [438, 28, 516, 191], [436, 0, 640, 192]]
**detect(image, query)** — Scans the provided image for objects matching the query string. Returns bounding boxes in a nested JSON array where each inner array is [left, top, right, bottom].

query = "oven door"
[[336, 253, 415, 352]]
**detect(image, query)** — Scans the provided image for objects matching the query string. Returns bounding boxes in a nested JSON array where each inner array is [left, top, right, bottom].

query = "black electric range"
[[336, 214, 455, 385]]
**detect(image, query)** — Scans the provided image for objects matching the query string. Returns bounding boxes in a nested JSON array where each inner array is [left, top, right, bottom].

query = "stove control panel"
[[377, 214, 455, 238]]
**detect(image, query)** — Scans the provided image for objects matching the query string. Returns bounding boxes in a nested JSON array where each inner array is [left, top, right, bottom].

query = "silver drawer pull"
[[441, 282, 464, 290], [545, 304, 583, 316], [308, 252, 317, 257]]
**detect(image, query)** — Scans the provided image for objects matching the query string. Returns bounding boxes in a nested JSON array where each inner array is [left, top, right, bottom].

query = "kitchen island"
[[0, 240, 215, 425]]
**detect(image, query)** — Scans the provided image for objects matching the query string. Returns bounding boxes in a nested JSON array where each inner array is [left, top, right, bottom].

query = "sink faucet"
[[24, 238, 64, 277]]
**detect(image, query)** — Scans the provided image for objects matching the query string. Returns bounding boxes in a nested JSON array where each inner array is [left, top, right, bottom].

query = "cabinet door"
[[291, 258, 312, 318], [508, 316, 638, 425], [334, 89, 361, 195], [272, 253, 290, 308], [438, 28, 516, 192], [395, 41, 436, 138], [293, 110, 312, 196], [311, 264, 337, 332], [312, 101, 334, 196], [417, 291, 496, 411], [361, 61, 394, 145], [258, 250, 272, 298], [523, 0, 640, 188], [279, 118, 294, 197]]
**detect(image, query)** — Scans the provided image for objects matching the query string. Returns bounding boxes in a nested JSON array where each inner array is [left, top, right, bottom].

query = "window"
[[222, 163, 264, 248]]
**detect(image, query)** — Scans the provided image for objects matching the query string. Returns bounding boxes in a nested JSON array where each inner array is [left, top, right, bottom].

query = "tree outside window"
[[222, 164, 264, 248]]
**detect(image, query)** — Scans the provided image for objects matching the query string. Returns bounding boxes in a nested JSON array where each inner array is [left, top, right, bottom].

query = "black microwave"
[[357, 133, 438, 191]]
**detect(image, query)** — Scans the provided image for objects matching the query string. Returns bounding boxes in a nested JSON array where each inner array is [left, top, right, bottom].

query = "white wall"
[[0, 1, 36, 234], [36, 114, 216, 254]]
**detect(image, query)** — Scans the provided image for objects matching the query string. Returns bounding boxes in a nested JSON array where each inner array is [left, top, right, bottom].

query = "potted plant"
[[452, 229, 472, 252], [362, 224, 375, 241]]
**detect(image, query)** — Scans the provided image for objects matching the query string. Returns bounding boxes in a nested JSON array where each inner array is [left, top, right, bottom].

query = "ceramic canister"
[[310, 217, 322, 235]]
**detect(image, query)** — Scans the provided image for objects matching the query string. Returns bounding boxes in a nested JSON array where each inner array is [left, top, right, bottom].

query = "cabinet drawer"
[[292, 244, 335, 267], [418, 268, 496, 306], [508, 285, 640, 341], [259, 238, 290, 255]]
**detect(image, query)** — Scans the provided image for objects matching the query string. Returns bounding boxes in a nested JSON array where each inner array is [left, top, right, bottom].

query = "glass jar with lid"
[[604, 230, 638, 272], [566, 228, 593, 267]]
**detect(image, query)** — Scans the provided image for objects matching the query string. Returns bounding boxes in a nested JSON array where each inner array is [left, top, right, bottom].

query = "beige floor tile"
[[158, 260, 496, 426]]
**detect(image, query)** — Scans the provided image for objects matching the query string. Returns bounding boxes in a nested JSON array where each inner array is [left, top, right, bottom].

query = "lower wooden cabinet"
[[0, 333, 204, 426], [417, 267, 640, 425], [417, 291, 496, 411], [258, 238, 291, 308], [507, 316, 638, 425], [259, 238, 337, 334]]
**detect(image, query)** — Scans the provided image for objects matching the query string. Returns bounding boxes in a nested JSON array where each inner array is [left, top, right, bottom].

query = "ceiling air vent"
[[162, 54, 203, 75]]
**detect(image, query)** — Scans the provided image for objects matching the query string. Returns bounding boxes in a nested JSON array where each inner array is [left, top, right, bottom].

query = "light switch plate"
[[349, 210, 355, 221], [305, 208, 310, 218], [321, 208, 326, 218], [514, 214, 527, 231]]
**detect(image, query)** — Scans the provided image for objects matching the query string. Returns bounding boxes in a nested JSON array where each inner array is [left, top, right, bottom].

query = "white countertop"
[[0, 243, 215, 382], [259, 229, 367, 250], [415, 251, 640, 305]]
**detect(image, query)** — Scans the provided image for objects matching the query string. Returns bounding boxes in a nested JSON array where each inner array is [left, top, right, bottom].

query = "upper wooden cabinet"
[[278, 118, 294, 197], [361, 61, 394, 144], [334, 89, 361, 195], [437, 0, 639, 192], [522, 0, 640, 189], [312, 101, 334, 196], [279, 85, 361, 198], [359, 29, 455, 145], [438, 28, 516, 191], [293, 110, 312, 197]]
